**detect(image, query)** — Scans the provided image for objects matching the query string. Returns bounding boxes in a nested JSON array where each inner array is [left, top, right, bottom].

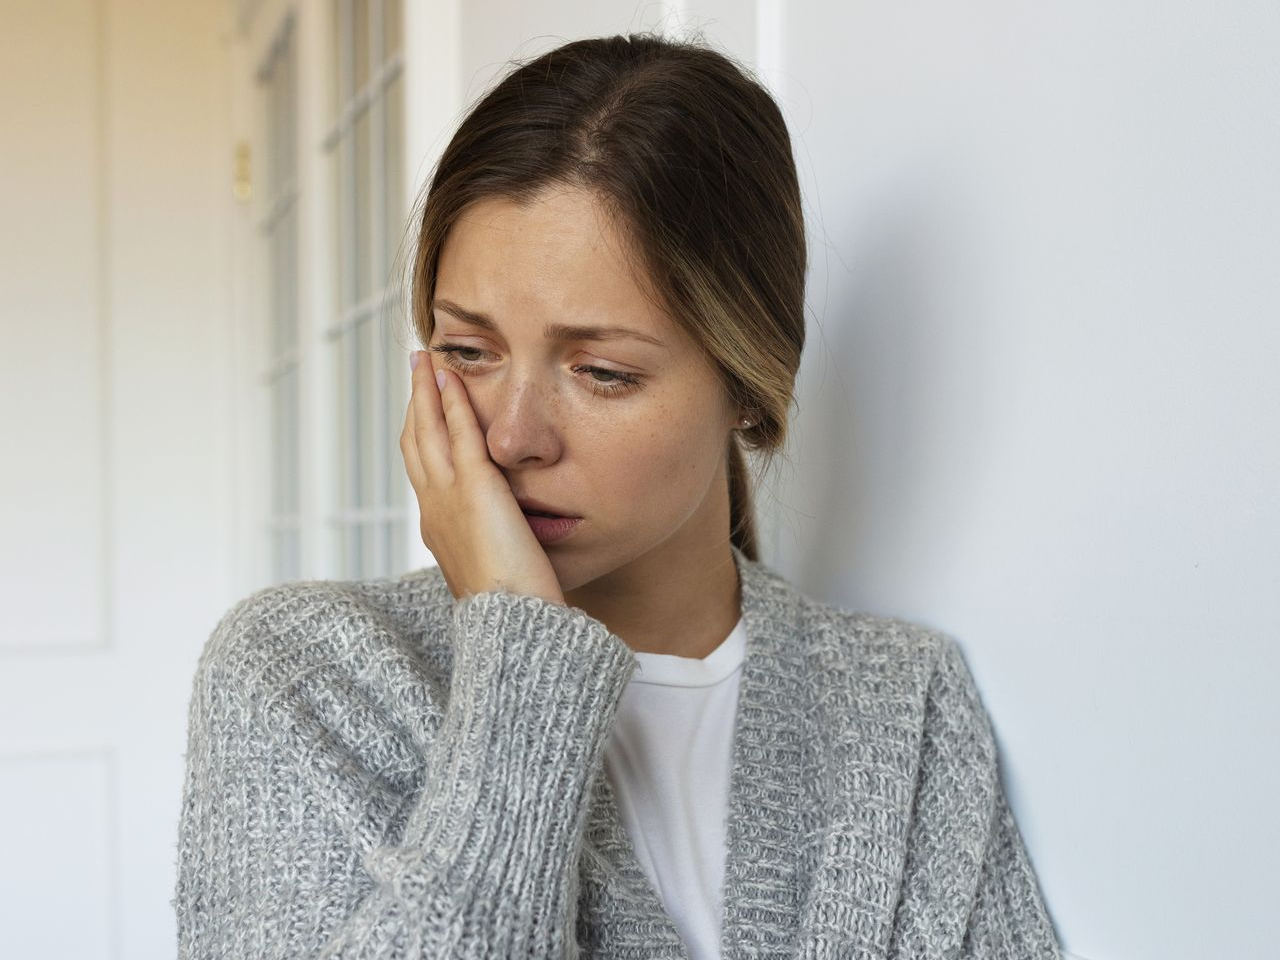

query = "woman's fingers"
[[399, 348, 563, 603], [434, 365, 491, 475], [399, 366, 426, 489], [409, 350, 452, 480], [405, 349, 491, 484]]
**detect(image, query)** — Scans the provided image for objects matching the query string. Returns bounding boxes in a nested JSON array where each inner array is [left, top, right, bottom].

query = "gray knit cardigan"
[[173, 543, 1062, 959]]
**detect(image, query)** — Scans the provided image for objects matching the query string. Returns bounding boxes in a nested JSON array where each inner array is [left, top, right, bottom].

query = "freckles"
[[649, 432, 705, 485], [584, 394, 708, 485], [638, 410, 684, 466]]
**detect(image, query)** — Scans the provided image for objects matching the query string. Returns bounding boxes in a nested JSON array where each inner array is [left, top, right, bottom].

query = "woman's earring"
[[739, 416, 755, 429]]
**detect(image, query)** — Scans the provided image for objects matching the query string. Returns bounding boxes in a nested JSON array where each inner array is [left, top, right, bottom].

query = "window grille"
[[324, 0, 408, 579], [255, 12, 302, 584]]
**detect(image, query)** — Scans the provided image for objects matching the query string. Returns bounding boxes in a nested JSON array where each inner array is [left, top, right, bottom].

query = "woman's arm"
[[959, 781, 1061, 957], [888, 636, 1062, 959], [173, 586, 637, 960]]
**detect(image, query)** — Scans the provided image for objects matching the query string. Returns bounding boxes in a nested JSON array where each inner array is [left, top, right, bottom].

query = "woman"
[[174, 32, 1062, 960]]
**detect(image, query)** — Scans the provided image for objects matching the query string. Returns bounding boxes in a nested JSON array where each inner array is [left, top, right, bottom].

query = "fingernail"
[[409, 351, 420, 371], [435, 369, 446, 391]]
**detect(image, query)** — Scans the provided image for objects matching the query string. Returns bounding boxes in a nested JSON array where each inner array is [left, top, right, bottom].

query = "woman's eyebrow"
[[433, 298, 667, 348]]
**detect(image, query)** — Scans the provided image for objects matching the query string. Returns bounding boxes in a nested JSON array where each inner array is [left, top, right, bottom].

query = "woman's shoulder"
[[782, 582, 956, 678], [737, 549, 960, 695], [792, 590, 994, 743], [195, 564, 457, 704]]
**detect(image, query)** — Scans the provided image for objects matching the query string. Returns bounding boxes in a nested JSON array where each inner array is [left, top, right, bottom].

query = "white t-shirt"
[[601, 614, 747, 960]]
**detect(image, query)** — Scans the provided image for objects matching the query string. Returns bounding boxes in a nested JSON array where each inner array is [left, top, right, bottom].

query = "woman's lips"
[[522, 511, 583, 545]]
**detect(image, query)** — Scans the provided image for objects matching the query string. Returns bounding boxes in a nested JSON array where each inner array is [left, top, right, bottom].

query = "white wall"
[[437, 3, 1278, 958], [767, 3, 1278, 959]]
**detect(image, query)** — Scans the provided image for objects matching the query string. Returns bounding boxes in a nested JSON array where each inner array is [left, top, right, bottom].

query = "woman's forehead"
[[437, 193, 680, 346]]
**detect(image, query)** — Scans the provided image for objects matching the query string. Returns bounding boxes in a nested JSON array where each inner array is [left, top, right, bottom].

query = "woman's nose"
[[479, 391, 564, 467]]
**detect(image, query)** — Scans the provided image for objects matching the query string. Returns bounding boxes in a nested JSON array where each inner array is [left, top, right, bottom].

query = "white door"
[[1, 0, 436, 954], [0, 0, 233, 957]]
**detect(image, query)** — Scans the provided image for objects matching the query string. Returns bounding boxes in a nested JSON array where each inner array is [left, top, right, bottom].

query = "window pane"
[[337, 134, 354, 310], [283, 203, 298, 353], [283, 362, 300, 514], [384, 72, 405, 280], [353, 318, 369, 508], [330, 144, 344, 315], [331, 0, 345, 118], [363, 520, 380, 576], [270, 373, 284, 515], [376, 326, 393, 510], [383, 0, 401, 60], [384, 315, 406, 508], [266, 65, 278, 198], [284, 41, 297, 181], [287, 527, 301, 581], [355, 106, 372, 305], [385, 519, 407, 575], [360, 316, 378, 509], [275, 525, 300, 583], [291, 202, 300, 346], [352, 524, 366, 577], [354, 0, 369, 93], [338, 524, 355, 577], [269, 225, 282, 357], [338, 325, 354, 509], [271, 527, 284, 582]]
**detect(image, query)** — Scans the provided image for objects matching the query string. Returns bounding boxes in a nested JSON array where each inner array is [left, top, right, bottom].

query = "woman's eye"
[[426, 343, 645, 399], [444, 345, 484, 363]]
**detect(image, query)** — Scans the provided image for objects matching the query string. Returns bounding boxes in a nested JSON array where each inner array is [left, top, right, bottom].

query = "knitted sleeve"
[[887, 636, 1063, 959], [173, 586, 637, 960]]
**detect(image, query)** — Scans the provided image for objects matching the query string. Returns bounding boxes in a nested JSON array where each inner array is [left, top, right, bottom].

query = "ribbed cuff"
[[403, 589, 637, 893]]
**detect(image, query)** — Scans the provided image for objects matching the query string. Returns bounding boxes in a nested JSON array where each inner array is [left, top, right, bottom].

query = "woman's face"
[[428, 184, 742, 592]]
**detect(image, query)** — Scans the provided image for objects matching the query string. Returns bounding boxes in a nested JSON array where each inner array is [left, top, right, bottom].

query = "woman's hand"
[[400, 349, 566, 606]]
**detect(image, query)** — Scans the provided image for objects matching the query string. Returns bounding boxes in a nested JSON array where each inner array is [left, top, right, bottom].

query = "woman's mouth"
[[521, 509, 583, 545]]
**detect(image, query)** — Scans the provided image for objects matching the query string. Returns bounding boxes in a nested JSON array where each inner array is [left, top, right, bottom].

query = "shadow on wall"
[[786, 179, 995, 605]]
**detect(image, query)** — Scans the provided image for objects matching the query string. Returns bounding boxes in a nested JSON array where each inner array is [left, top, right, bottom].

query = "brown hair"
[[403, 32, 806, 562]]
